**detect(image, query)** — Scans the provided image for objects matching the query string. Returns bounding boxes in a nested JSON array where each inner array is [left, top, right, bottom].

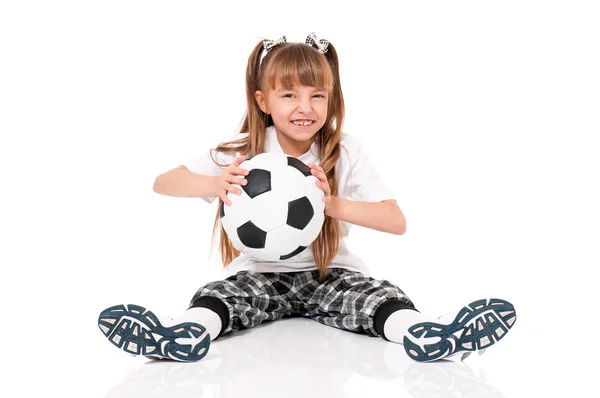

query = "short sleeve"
[[343, 136, 395, 203], [182, 133, 248, 204]]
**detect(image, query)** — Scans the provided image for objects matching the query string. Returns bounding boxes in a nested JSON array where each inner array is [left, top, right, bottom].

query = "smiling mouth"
[[291, 120, 314, 126]]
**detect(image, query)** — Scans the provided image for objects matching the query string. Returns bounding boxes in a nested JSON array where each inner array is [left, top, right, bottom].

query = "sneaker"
[[435, 313, 486, 361], [98, 304, 210, 362], [403, 298, 516, 362]]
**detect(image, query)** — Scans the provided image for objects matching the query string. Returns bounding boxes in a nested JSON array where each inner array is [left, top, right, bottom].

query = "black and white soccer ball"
[[220, 153, 325, 261]]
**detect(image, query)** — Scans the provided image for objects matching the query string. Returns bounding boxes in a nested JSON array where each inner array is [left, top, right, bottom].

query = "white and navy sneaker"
[[98, 304, 210, 362], [403, 298, 516, 362]]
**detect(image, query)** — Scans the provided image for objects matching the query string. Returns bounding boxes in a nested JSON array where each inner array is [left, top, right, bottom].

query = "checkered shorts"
[[189, 268, 415, 337]]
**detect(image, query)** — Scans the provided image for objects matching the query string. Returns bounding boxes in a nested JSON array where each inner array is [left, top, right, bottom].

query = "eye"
[[283, 93, 295, 98], [313, 94, 326, 98]]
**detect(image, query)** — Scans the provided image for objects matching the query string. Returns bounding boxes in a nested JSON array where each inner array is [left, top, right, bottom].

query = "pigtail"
[[311, 42, 345, 280], [240, 41, 266, 137]]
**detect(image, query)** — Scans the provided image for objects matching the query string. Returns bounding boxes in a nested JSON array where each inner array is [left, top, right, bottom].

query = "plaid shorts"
[[189, 268, 415, 338]]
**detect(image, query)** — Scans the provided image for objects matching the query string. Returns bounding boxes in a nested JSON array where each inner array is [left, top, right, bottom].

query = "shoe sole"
[[403, 298, 516, 362], [98, 304, 210, 362]]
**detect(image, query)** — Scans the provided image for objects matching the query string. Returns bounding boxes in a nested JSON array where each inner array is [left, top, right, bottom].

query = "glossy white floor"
[[100, 317, 510, 398], [55, 306, 592, 397], [99, 317, 518, 398], [1, 284, 594, 398]]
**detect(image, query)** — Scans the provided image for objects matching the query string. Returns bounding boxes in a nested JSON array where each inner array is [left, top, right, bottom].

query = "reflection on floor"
[[104, 317, 504, 398]]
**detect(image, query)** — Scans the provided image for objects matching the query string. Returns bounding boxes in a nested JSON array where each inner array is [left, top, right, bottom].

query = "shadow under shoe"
[[104, 361, 207, 398], [98, 304, 210, 362], [404, 360, 506, 398], [403, 298, 517, 362]]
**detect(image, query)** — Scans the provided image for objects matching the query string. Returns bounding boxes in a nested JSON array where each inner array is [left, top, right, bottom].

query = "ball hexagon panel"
[[223, 185, 253, 222], [299, 212, 325, 246], [269, 164, 307, 202], [245, 190, 288, 232], [264, 224, 303, 256], [242, 153, 287, 175], [287, 196, 314, 230]]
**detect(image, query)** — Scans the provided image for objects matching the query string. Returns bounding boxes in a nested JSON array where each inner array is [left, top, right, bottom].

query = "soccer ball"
[[220, 153, 325, 261]]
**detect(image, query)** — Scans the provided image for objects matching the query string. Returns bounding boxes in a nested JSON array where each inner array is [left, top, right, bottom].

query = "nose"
[[297, 96, 312, 114]]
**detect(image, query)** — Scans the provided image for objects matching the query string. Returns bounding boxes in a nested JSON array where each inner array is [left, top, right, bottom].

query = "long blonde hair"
[[210, 38, 345, 280]]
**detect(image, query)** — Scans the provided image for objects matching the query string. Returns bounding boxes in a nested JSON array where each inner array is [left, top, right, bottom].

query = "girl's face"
[[255, 83, 328, 157]]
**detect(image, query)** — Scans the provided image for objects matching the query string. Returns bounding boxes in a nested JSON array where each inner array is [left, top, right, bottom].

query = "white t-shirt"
[[183, 125, 395, 276]]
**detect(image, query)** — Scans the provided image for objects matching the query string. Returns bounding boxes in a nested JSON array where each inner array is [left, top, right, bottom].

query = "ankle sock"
[[168, 307, 223, 342], [383, 309, 434, 344]]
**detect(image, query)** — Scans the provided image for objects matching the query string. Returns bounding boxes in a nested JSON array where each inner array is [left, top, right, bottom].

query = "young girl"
[[98, 33, 517, 363]]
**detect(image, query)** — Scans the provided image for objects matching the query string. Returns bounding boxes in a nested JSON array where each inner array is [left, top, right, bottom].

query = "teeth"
[[293, 120, 313, 126]]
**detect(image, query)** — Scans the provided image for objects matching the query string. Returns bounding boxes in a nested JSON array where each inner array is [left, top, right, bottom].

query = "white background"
[[1, 0, 598, 397]]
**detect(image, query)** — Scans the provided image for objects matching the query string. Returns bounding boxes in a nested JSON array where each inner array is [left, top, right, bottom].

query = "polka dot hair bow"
[[263, 35, 287, 53], [305, 32, 329, 54]]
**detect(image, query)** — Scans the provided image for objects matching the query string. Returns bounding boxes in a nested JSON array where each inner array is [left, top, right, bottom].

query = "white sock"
[[165, 307, 223, 342], [383, 309, 434, 344]]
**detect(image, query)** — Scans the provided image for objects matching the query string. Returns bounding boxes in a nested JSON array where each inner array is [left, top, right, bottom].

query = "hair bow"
[[306, 32, 329, 54], [263, 35, 287, 53]]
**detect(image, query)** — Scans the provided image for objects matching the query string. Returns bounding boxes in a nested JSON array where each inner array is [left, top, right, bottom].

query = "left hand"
[[308, 163, 332, 208]]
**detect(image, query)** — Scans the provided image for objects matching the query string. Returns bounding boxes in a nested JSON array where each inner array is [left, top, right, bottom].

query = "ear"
[[255, 90, 269, 114]]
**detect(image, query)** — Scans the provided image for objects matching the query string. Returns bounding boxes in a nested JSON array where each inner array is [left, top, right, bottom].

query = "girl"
[[98, 33, 517, 363]]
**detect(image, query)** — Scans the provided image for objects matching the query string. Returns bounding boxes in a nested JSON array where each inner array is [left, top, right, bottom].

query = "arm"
[[153, 166, 218, 198], [153, 155, 248, 201], [325, 198, 406, 235], [307, 163, 406, 235]]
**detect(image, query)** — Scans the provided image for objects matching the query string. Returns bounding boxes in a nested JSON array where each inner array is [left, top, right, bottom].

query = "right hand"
[[215, 155, 249, 206]]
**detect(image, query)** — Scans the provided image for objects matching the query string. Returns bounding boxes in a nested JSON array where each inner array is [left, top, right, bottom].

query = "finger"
[[311, 169, 326, 181], [227, 183, 243, 195], [220, 192, 232, 206], [225, 175, 247, 185], [235, 167, 249, 176], [224, 167, 247, 177], [315, 181, 330, 193], [237, 177, 247, 185], [232, 155, 247, 167]]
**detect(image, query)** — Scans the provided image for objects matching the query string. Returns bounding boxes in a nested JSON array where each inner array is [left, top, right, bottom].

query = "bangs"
[[262, 43, 333, 92]]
